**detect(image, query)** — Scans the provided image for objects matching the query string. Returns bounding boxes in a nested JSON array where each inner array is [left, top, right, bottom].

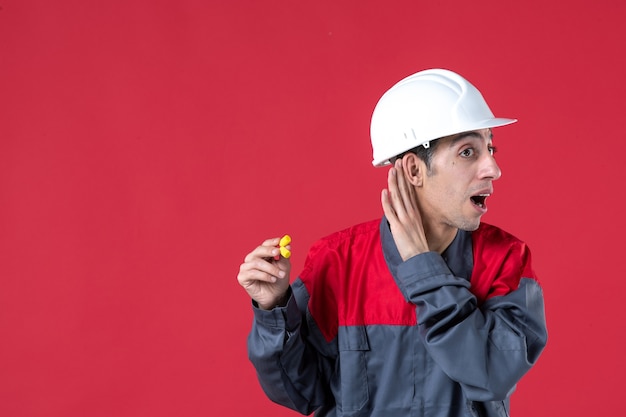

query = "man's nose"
[[481, 154, 502, 180]]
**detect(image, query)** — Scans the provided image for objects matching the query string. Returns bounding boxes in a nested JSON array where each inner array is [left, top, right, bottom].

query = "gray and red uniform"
[[248, 218, 548, 417]]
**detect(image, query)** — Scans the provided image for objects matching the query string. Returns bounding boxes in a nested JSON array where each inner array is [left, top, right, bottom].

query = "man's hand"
[[237, 237, 292, 310], [381, 159, 429, 261]]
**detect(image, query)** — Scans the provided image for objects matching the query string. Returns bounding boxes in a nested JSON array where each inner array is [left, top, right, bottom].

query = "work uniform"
[[248, 218, 548, 417]]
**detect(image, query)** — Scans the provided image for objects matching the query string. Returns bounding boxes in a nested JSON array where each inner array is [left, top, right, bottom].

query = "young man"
[[237, 69, 548, 417]]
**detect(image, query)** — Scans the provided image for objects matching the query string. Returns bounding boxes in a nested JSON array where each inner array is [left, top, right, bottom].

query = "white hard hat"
[[370, 68, 517, 166]]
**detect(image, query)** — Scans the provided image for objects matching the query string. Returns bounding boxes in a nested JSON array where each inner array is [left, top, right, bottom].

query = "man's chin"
[[458, 219, 481, 232]]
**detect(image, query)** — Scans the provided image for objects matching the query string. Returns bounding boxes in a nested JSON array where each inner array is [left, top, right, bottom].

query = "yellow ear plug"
[[279, 234, 292, 258], [279, 246, 291, 259], [279, 234, 291, 247]]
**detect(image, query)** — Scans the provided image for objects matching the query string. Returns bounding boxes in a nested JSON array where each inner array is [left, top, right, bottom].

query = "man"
[[237, 69, 548, 417]]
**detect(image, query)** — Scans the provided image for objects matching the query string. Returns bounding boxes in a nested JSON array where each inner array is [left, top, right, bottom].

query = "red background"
[[1, 1, 625, 416]]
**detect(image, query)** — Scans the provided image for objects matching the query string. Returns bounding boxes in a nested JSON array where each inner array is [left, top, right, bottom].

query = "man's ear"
[[401, 153, 424, 187]]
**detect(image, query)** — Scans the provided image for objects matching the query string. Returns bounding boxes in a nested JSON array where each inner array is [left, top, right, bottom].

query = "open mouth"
[[470, 194, 489, 209]]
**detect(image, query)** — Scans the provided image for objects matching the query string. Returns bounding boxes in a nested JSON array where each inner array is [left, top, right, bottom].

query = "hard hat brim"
[[372, 117, 517, 167]]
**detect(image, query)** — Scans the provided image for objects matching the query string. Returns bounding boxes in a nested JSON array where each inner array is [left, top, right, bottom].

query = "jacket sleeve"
[[394, 245, 547, 402], [247, 281, 335, 415]]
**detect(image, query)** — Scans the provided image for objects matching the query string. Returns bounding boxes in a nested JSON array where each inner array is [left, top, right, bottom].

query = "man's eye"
[[489, 146, 498, 156], [460, 148, 474, 157]]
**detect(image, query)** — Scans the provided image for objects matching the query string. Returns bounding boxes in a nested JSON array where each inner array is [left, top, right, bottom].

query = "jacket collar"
[[379, 216, 474, 282]]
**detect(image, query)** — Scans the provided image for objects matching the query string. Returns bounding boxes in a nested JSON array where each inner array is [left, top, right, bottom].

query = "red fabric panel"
[[471, 223, 537, 304], [299, 220, 415, 342]]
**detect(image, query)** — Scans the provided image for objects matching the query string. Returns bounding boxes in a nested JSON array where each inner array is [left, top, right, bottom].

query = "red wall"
[[1, 1, 625, 416]]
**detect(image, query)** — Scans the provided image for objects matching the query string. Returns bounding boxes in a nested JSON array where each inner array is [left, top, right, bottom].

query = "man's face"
[[418, 128, 501, 231]]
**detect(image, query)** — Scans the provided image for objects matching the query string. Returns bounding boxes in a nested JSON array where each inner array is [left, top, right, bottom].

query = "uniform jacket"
[[248, 218, 548, 417]]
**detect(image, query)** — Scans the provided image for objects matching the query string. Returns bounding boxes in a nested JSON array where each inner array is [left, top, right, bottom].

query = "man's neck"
[[423, 223, 458, 254]]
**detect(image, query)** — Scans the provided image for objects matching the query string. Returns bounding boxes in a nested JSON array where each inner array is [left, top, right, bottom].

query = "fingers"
[[384, 160, 411, 221], [381, 188, 396, 222], [382, 159, 429, 259], [382, 165, 398, 222], [239, 258, 285, 285], [395, 159, 415, 212], [238, 238, 290, 286], [243, 238, 280, 263], [237, 236, 293, 309]]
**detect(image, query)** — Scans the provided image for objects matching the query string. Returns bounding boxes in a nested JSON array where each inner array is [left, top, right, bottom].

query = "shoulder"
[[473, 222, 526, 246], [313, 219, 381, 250], [472, 223, 533, 263], [471, 223, 537, 291], [300, 218, 382, 280], [297, 219, 384, 342]]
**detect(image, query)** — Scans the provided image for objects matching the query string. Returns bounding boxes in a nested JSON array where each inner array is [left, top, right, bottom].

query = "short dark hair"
[[392, 139, 442, 172]]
